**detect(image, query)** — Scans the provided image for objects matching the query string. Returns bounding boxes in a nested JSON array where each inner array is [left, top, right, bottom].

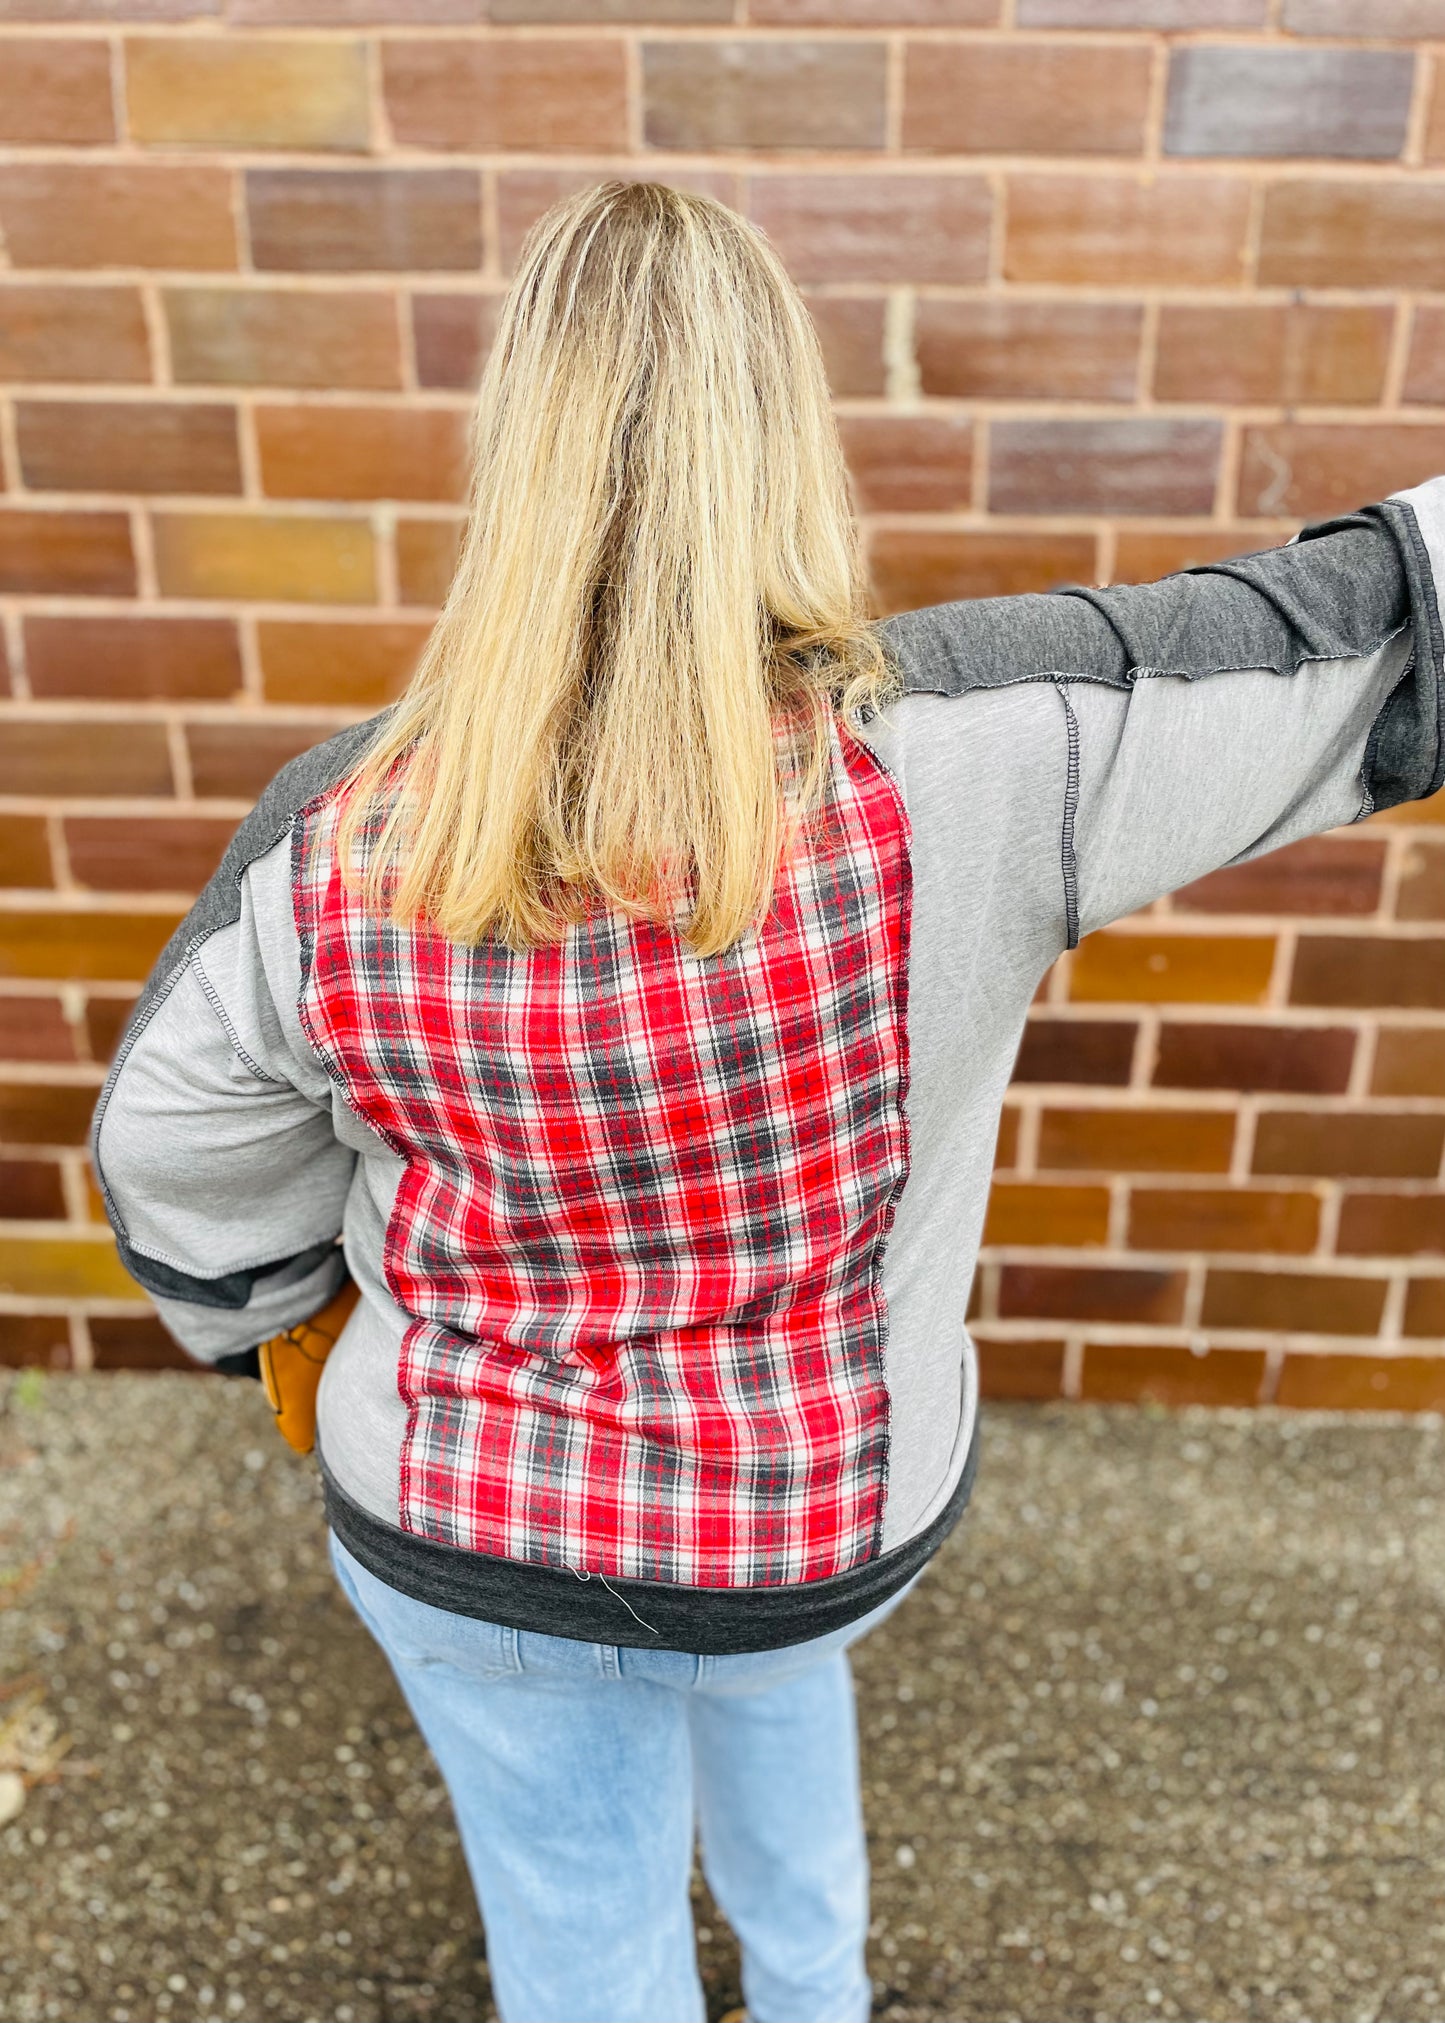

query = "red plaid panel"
[[294, 726, 911, 1587]]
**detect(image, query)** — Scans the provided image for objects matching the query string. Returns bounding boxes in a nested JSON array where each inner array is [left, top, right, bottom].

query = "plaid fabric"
[[294, 725, 911, 1587]]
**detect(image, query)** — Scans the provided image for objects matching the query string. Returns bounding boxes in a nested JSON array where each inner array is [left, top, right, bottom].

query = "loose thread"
[[571, 1564, 662, 1637]]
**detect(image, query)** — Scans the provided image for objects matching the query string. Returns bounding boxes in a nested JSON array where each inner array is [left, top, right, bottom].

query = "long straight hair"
[[339, 180, 895, 957]]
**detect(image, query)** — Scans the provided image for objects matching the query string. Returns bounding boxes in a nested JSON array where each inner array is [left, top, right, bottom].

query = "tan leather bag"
[[256, 1278, 360, 1455]]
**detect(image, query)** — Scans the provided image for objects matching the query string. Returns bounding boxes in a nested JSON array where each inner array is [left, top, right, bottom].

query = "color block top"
[[94, 486, 1445, 1652]]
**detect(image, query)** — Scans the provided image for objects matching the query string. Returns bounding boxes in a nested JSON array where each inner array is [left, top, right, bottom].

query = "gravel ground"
[[4, 1374, 1445, 2023]]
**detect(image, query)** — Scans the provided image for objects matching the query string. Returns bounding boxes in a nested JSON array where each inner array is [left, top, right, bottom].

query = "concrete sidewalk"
[[3, 1374, 1445, 2023]]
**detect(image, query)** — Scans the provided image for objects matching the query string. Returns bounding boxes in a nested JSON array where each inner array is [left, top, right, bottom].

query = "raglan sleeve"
[[882, 479, 1445, 951], [90, 761, 365, 1368], [1066, 481, 1445, 940]]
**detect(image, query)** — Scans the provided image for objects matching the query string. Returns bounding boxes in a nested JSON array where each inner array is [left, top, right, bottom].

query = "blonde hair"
[[340, 179, 894, 957]]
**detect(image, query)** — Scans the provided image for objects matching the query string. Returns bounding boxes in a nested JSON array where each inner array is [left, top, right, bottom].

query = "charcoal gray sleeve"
[[91, 717, 385, 1363], [880, 480, 1445, 948]]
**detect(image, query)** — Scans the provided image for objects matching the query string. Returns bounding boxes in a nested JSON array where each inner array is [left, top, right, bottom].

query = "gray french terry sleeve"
[[882, 479, 1445, 949], [91, 717, 386, 1363]]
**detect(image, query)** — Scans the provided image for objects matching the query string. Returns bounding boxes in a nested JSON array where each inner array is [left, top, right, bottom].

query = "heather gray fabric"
[[93, 484, 1445, 1642]]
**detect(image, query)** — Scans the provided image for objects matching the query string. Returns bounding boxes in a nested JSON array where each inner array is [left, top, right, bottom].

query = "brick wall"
[[0, 0, 1442, 1402]]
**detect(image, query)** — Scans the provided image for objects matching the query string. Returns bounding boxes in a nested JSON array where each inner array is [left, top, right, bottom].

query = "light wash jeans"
[[330, 1533, 913, 2023]]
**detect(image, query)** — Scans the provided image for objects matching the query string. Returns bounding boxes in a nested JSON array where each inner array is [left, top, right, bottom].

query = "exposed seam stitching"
[[1052, 680, 1081, 953], [92, 717, 385, 1245], [1386, 498, 1445, 800], [117, 1228, 344, 1283], [190, 952, 284, 1087], [898, 622, 1411, 700]]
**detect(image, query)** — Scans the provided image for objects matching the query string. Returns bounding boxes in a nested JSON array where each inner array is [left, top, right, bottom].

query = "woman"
[[94, 183, 1444, 2023]]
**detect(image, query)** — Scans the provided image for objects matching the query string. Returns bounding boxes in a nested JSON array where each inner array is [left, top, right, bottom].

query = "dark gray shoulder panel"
[[877, 507, 1441, 812], [122, 713, 388, 1054], [91, 713, 389, 1295], [1367, 499, 1445, 808]]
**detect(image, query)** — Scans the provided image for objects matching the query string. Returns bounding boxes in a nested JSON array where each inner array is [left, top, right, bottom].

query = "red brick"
[[385, 38, 627, 152], [65, 817, 235, 895], [916, 299, 1142, 403], [0, 916, 177, 986], [0, 1315, 72, 1371], [984, 1182, 1111, 1247], [868, 532, 1096, 616], [0, 1158, 64, 1220], [1165, 47, 1411, 162], [1081, 1342, 1266, 1406], [1072, 932, 1276, 1005], [125, 36, 371, 151], [1286, 0, 1445, 35], [90, 1314, 192, 1371], [0, 1081, 99, 1147], [185, 721, 338, 801], [1291, 936, 1445, 1010], [1404, 305, 1445, 406], [999, 1264, 1188, 1324], [644, 40, 884, 152], [995, 1106, 1020, 1170], [1112, 530, 1270, 584], [0, 721, 172, 798], [991, 419, 1221, 518], [748, 174, 991, 285], [25, 616, 242, 703], [0, 164, 235, 271], [1012, 1017, 1137, 1087], [1238, 425, 1445, 521], [1021, 0, 1265, 17], [1404, 1277, 1445, 1338], [1154, 304, 1392, 408], [412, 292, 498, 391], [1130, 1185, 1321, 1253], [258, 619, 430, 707], [975, 1336, 1065, 1402], [0, 817, 52, 889], [1260, 183, 1445, 291], [165, 287, 403, 390], [1276, 1353, 1445, 1411], [1372, 1029, 1445, 1098], [1006, 175, 1250, 286], [1154, 1022, 1355, 1094], [1173, 837, 1385, 918], [256, 405, 468, 504], [152, 512, 375, 605], [838, 414, 973, 516], [1336, 1194, 1445, 1258], [805, 295, 886, 399], [1038, 1106, 1235, 1174], [757, 0, 996, 17], [1201, 1267, 1386, 1334], [0, 1232, 140, 1302], [0, 40, 113, 145], [905, 41, 1150, 157], [492, 0, 729, 15], [1253, 1110, 1444, 1181], [496, 168, 740, 272], [0, 285, 150, 385], [396, 517, 463, 607], [83, 995, 135, 1064], [0, 511, 134, 597], [1397, 840, 1445, 922], [247, 169, 482, 273], [15, 400, 241, 497], [0, 998, 75, 1064]]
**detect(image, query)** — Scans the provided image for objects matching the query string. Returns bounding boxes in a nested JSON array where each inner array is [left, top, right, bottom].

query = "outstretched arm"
[[880, 480, 1444, 948]]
